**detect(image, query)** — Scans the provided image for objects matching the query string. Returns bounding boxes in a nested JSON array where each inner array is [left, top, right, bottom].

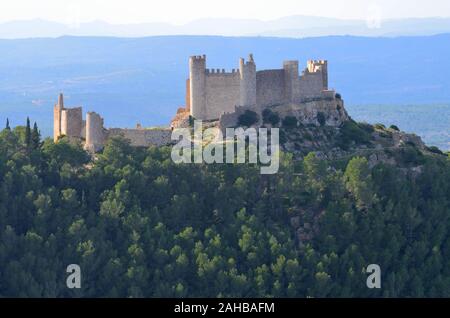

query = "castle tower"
[[307, 60, 328, 90], [283, 60, 300, 103], [239, 54, 257, 107], [189, 55, 206, 119], [53, 93, 64, 142], [61, 107, 83, 140], [85, 112, 104, 152]]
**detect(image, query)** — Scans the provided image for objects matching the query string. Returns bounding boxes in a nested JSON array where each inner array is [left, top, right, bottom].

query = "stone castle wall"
[[188, 54, 328, 121], [204, 71, 240, 120], [298, 71, 325, 98], [256, 70, 285, 107], [107, 128, 172, 147]]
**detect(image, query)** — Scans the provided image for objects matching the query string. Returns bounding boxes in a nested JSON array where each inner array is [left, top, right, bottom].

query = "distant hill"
[[0, 34, 449, 150], [2, 16, 450, 39]]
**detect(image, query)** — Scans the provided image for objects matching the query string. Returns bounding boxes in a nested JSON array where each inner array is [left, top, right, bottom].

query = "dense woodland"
[[0, 119, 449, 297]]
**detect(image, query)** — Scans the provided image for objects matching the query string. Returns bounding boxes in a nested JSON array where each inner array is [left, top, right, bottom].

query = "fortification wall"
[[299, 72, 325, 98], [107, 128, 172, 147], [256, 70, 286, 108], [204, 71, 240, 120], [61, 107, 82, 139]]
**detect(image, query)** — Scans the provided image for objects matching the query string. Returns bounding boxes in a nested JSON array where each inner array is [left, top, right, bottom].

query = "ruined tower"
[[53, 93, 64, 142], [239, 54, 257, 108], [85, 112, 104, 152], [189, 55, 206, 119], [61, 107, 82, 140], [53, 93, 83, 142]]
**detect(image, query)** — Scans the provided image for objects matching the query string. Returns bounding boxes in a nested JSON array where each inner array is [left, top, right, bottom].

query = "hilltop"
[[0, 34, 450, 151]]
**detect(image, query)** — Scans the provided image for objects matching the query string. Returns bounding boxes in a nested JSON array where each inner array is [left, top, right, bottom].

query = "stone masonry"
[[54, 54, 345, 152], [186, 54, 328, 121]]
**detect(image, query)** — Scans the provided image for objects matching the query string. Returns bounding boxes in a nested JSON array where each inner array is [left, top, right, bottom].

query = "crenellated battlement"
[[188, 54, 329, 120], [190, 54, 206, 61], [205, 68, 239, 75], [240, 54, 256, 67]]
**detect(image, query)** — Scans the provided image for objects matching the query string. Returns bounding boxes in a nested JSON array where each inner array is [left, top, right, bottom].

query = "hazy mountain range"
[[0, 34, 448, 150], [2, 16, 450, 38]]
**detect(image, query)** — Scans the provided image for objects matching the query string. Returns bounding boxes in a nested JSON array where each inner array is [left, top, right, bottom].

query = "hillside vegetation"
[[0, 122, 449, 297]]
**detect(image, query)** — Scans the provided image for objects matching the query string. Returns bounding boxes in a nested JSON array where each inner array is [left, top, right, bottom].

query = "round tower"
[[189, 55, 206, 119], [85, 112, 104, 152], [60, 109, 69, 137], [239, 54, 257, 108]]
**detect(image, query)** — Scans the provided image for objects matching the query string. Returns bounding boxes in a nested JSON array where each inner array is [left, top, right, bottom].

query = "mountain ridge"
[[2, 16, 450, 39]]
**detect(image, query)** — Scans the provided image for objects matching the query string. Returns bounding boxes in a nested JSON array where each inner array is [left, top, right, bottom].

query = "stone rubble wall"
[[106, 128, 172, 147]]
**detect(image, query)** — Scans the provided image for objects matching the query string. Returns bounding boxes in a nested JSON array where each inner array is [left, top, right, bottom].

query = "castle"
[[173, 54, 347, 130], [184, 54, 329, 121], [54, 53, 347, 151]]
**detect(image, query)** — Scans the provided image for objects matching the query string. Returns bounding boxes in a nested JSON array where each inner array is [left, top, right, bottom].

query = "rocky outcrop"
[[219, 92, 349, 132], [170, 107, 190, 129], [274, 94, 349, 127]]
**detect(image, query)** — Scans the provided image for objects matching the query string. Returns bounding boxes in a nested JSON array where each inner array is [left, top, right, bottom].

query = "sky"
[[1, 0, 450, 25]]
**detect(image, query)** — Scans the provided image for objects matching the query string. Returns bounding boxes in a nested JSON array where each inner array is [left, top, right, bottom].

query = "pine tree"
[[31, 122, 41, 150], [343, 156, 374, 210], [25, 117, 31, 148]]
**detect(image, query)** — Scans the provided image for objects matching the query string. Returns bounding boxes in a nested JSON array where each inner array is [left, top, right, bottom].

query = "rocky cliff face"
[[170, 107, 191, 129], [273, 96, 349, 127], [280, 120, 439, 170]]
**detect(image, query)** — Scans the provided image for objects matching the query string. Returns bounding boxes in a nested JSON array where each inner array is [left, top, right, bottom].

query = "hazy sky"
[[1, 0, 450, 25]]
